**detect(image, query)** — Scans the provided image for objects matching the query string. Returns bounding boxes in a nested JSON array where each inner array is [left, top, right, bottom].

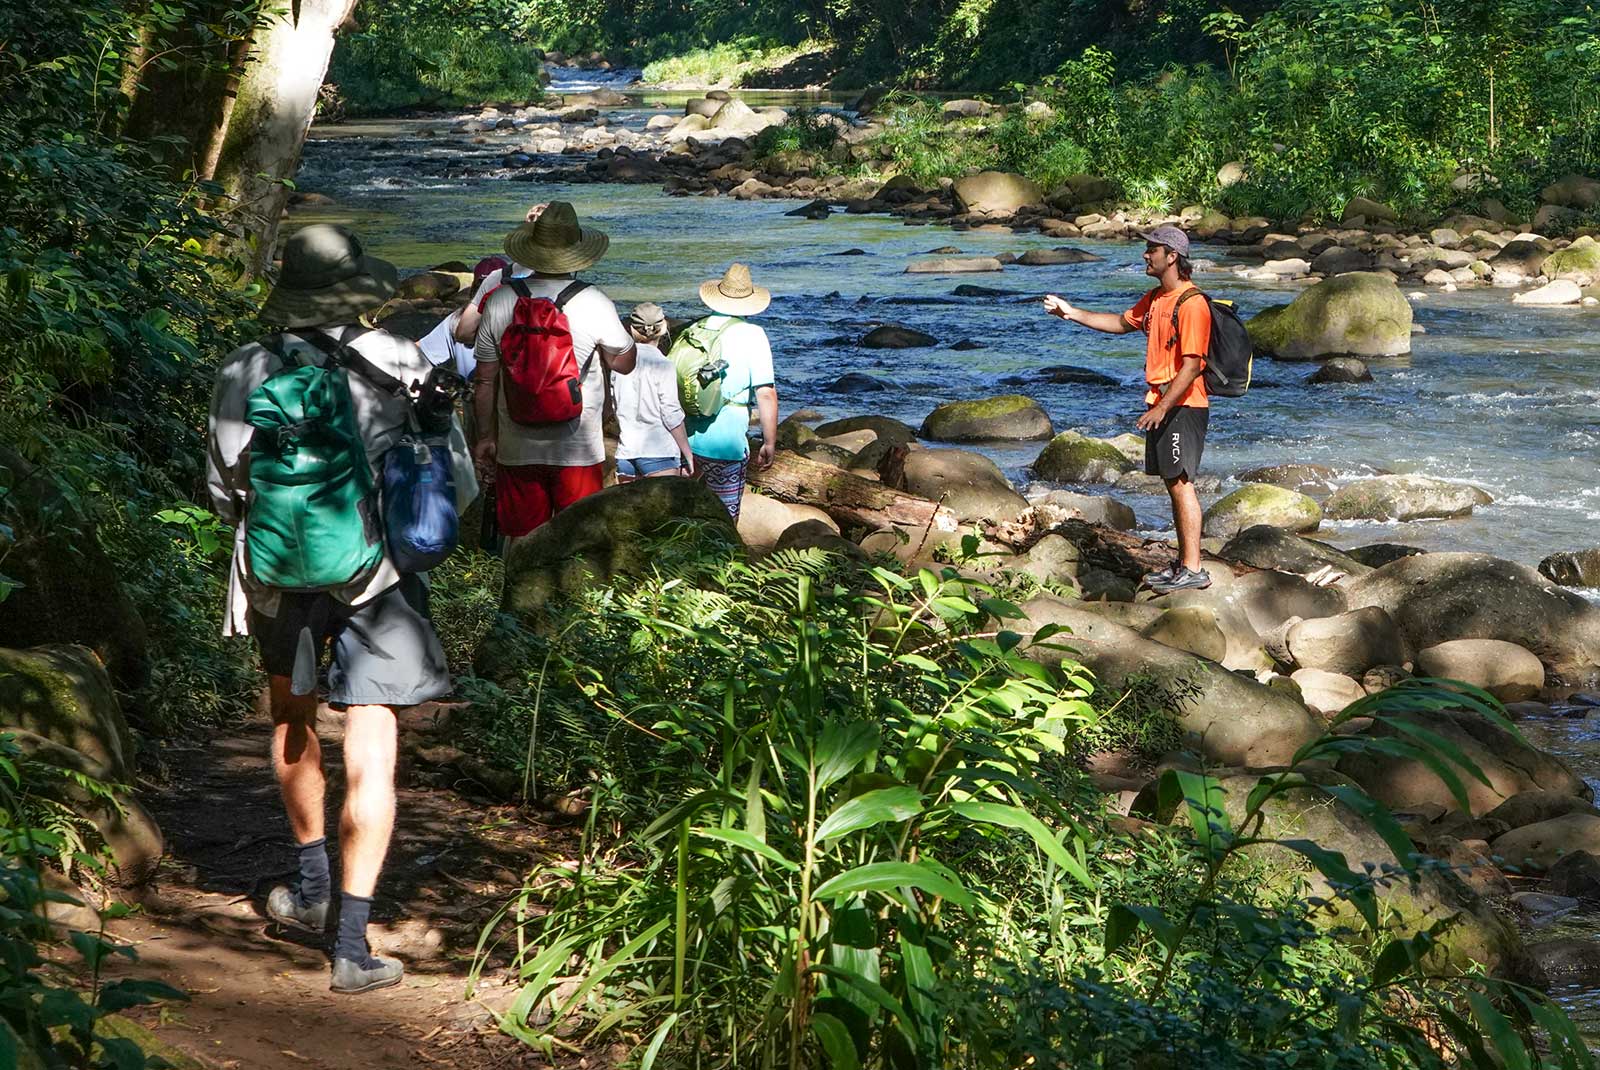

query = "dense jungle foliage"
[[434, 525, 1596, 1070]]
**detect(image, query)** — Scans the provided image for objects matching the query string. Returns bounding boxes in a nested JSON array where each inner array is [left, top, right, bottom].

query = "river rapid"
[[296, 71, 1600, 571]]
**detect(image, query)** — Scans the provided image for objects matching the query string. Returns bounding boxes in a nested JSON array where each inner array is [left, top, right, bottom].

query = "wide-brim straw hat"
[[699, 262, 771, 316], [261, 223, 398, 328], [503, 201, 610, 274]]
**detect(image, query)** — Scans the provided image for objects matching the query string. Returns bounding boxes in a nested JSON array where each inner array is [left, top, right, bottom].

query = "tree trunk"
[[211, 0, 358, 276], [748, 451, 957, 533]]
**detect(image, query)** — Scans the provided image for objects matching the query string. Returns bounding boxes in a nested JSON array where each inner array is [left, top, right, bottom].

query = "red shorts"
[[495, 462, 603, 537]]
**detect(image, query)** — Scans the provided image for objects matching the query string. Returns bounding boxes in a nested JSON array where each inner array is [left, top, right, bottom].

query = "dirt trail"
[[87, 708, 574, 1069]]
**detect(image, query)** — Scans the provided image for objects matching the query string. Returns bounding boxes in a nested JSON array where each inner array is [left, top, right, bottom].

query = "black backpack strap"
[[507, 278, 532, 301], [554, 279, 589, 309], [299, 327, 410, 398], [1167, 288, 1207, 349]]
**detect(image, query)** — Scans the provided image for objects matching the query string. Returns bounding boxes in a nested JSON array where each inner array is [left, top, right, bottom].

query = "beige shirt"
[[206, 324, 477, 635], [473, 275, 632, 467]]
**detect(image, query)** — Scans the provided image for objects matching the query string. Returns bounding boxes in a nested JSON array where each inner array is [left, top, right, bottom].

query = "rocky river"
[[292, 68, 1600, 1033]]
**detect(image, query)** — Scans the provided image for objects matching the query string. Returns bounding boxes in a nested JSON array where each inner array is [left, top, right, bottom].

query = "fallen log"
[[749, 451, 957, 533]]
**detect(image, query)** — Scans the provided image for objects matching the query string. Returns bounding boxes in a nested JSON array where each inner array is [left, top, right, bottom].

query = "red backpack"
[[494, 278, 594, 425]]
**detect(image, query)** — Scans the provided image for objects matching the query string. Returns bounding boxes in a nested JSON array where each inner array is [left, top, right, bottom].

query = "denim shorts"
[[616, 455, 682, 477]]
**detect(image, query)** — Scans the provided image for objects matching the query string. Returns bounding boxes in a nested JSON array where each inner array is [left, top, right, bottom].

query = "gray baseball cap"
[[1138, 225, 1191, 257]]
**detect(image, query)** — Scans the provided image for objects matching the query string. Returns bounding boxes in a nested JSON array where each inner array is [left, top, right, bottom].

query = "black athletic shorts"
[[249, 574, 450, 708], [1144, 405, 1209, 481]]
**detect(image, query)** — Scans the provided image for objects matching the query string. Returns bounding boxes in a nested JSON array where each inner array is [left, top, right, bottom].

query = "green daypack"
[[668, 317, 741, 418], [243, 332, 384, 591]]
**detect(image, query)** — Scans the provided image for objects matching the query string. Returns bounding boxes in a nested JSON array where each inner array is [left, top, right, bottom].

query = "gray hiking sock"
[[296, 838, 331, 908], [335, 892, 378, 967]]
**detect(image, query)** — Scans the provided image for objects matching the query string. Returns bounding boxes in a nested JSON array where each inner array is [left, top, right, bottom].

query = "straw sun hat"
[[699, 263, 771, 316], [260, 224, 398, 328], [502, 201, 610, 274]]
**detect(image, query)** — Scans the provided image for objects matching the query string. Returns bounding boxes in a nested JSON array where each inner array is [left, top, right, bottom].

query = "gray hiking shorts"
[[249, 575, 450, 708]]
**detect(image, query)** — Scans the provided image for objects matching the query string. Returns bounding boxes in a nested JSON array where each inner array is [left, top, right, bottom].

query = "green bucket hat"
[[260, 224, 398, 328], [502, 201, 610, 275]]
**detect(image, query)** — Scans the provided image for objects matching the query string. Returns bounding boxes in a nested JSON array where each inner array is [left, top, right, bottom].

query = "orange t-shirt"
[[1124, 283, 1211, 409]]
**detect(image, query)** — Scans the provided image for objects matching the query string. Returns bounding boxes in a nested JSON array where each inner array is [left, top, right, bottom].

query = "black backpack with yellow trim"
[[1172, 289, 1253, 398]]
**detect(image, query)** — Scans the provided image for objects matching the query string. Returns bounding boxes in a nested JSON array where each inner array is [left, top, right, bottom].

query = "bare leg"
[[338, 703, 397, 898], [1167, 475, 1204, 571], [269, 675, 324, 844]]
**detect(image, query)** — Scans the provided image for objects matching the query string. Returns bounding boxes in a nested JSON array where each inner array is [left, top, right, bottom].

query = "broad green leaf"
[[814, 861, 975, 909], [639, 1012, 680, 1070], [898, 927, 938, 1050], [1322, 784, 1418, 872], [693, 827, 797, 869], [815, 721, 880, 789], [1277, 838, 1378, 928], [812, 1013, 862, 1070], [97, 978, 186, 1012], [948, 800, 1095, 890], [1107, 903, 1179, 950], [816, 787, 923, 842], [1466, 991, 1532, 1070], [1157, 769, 1231, 858]]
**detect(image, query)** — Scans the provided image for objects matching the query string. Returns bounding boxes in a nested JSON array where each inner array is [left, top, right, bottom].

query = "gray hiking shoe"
[[1150, 567, 1212, 594], [1141, 564, 1178, 587], [331, 954, 404, 995], [266, 885, 331, 933]]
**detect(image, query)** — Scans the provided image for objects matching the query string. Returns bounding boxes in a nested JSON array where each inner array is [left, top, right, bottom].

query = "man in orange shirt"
[[1042, 225, 1212, 593]]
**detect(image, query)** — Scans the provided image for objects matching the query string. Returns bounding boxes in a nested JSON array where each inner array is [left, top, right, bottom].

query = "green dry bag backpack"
[[243, 332, 384, 591], [668, 317, 741, 418]]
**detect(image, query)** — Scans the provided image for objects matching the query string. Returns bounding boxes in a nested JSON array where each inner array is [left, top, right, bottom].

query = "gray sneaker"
[[1141, 564, 1178, 587], [331, 954, 404, 995], [1150, 567, 1212, 594], [266, 885, 331, 933]]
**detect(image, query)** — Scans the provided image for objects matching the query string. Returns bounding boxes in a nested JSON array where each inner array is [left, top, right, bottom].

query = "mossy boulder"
[[1202, 483, 1322, 540], [1323, 475, 1492, 522], [0, 645, 135, 782], [1341, 196, 1399, 223], [1246, 272, 1413, 361], [920, 395, 1053, 442], [1031, 431, 1136, 484], [890, 448, 1027, 524], [1140, 770, 1522, 976], [501, 478, 738, 620], [1543, 235, 1600, 286], [1344, 552, 1600, 680], [953, 170, 1043, 215]]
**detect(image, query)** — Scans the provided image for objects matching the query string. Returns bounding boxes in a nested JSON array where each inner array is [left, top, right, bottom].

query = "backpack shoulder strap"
[[300, 327, 410, 398], [1170, 287, 1207, 329], [554, 280, 589, 309]]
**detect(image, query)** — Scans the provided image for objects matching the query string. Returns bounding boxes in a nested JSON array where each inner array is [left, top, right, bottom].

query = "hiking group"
[[205, 202, 776, 993], [205, 204, 1242, 994]]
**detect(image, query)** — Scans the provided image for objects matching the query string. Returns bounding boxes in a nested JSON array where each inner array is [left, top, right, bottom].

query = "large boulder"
[[1539, 548, 1600, 588], [1028, 490, 1137, 531], [1287, 607, 1405, 676], [707, 99, 779, 136], [1234, 462, 1338, 495], [1202, 484, 1321, 540], [1015, 247, 1104, 266], [890, 448, 1027, 524], [1485, 791, 1598, 831], [1138, 770, 1521, 975], [814, 415, 917, 445], [1493, 813, 1600, 871], [1217, 525, 1371, 579], [1310, 246, 1374, 275], [0, 645, 136, 783], [1291, 668, 1367, 716], [1032, 432, 1135, 483], [1323, 475, 1491, 522], [953, 171, 1043, 215], [1513, 279, 1583, 306], [905, 257, 1004, 274], [1542, 235, 1600, 286], [502, 479, 738, 618], [862, 325, 936, 348], [1489, 239, 1550, 280], [920, 395, 1053, 442], [1229, 570, 1349, 636], [1342, 196, 1399, 223], [1541, 173, 1600, 210], [1342, 553, 1600, 679], [737, 493, 837, 552], [1246, 272, 1413, 360], [1022, 594, 1323, 767], [1337, 708, 1588, 817], [1415, 639, 1545, 702]]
